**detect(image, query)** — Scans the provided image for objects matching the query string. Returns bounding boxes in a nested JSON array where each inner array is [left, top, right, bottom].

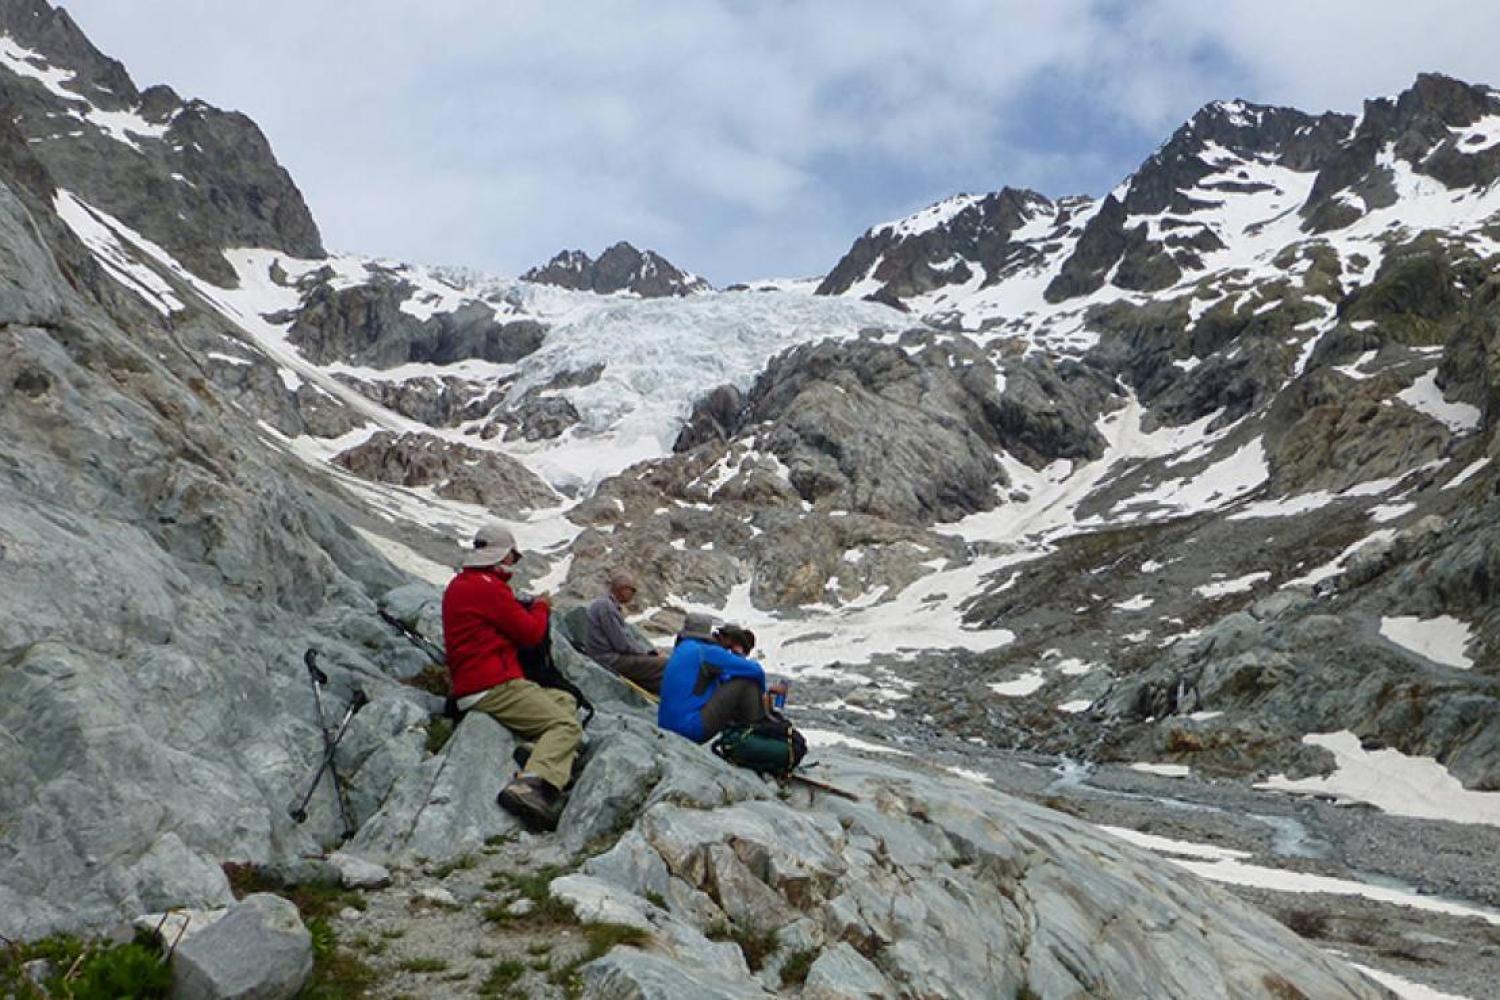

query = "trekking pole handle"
[[304, 648, 329, 686], [351, 688, 370, 712]]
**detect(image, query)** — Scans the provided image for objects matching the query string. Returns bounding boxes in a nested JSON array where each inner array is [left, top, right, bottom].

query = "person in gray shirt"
[[584, 569, 665, 693]]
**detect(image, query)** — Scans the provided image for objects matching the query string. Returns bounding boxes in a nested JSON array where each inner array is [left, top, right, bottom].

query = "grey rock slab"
[[801, 942, 895, 1000], [348, 712, 520, 861], [170, 893, 313, 1000], [638, 800, 847, 899], [560, 721, 664, 854], [581, 948, 769, 1000], [581, 829, 673, 903], [708, 844, 796, 933], [553, 873, 746, 974]]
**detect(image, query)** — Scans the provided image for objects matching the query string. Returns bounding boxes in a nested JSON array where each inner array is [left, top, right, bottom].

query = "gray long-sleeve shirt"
[[585, 595, 653, 665]]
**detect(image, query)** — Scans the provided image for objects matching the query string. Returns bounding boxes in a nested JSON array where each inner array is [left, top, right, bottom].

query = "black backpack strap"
[[516, 612, 595, 726]]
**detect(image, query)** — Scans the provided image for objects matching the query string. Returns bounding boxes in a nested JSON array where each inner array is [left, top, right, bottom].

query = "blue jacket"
[[657, 638, 765, 743]]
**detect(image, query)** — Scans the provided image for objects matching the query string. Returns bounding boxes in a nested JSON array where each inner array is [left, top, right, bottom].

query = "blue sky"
[[61, 1, 1500, 284]]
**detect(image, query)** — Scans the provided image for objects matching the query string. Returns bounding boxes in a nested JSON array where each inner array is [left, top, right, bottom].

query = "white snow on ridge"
[[0, 35, 170, 150], [1453, 114, 1500, 155], [675, 544, 1017, 677], [876, 193, 987, 239], [1379, 615, 1475, 670], [1396, 370, 1482, 434], [1443, 457, 1490, 490], [1196, 571, 1270, 599], [54, 190, 183, 315], [1111, 437, 1269, 521], [1259, 731, 1500, 826], [1281, 528, 1397, 590]]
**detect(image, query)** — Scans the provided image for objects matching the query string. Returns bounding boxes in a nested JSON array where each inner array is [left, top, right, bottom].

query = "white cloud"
[[54, 1, 1500, 283]]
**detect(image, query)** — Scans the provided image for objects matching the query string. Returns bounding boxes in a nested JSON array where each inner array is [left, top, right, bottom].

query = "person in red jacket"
[[443, 521, 579, 831]]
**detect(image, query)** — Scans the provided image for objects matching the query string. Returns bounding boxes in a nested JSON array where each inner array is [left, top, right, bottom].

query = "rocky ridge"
[[0, 0, 323, 284], [521, 241, 711, 297]]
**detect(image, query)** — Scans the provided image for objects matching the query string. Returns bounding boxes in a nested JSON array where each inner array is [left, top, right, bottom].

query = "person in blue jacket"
[[658, 612, 766, 743]]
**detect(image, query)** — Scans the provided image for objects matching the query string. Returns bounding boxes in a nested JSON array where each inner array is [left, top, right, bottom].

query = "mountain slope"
[[0, 4, 1496, 994], [0, 0, 323, 283]]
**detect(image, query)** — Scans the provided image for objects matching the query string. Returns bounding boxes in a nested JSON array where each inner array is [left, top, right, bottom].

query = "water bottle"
[[768, 676, 790, 712]]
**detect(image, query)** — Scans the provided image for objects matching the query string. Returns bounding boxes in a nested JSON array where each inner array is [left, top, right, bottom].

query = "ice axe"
[[289, 649, 368, 840]]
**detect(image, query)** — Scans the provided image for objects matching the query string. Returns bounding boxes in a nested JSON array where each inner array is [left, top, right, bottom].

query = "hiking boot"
[[512, 743, 535, 770], [511, 745, 587, 788], [496, 775, 563, 832]]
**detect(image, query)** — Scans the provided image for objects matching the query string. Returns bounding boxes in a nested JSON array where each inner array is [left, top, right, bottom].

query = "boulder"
[[170, 893, 313, 1000], [326, 852, 391, 890]]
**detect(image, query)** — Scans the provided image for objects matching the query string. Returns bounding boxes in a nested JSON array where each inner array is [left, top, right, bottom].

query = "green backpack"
[[711, 717, 808, 777]]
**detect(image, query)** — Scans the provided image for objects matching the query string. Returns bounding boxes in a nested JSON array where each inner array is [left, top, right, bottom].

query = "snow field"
[[1101, 823, 1500, 926], [1258, 731, 1500, 826]]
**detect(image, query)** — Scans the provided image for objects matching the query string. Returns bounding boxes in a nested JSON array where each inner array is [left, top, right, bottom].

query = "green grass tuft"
[[706, 921, 778, 972], [779, 947, 818, 988], [430, 854, 476, 879], [478, 958, 527, 996], [220, 862, 365, 920], [548, 922, 652, 998], [1, 933, 170, 1000], [425, 715, 455, 755], [298, 917, 379, 1000]]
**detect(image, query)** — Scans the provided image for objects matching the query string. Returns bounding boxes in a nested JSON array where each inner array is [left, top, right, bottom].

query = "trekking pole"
[[615, 673, 660, 705], [378, 608, 445, 666], [289, 651, 370, 838], [289, 684, 369, 832]]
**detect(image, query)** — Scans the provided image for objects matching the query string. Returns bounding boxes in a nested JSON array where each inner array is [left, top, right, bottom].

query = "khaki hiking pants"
[[471, 680, 581, 792]]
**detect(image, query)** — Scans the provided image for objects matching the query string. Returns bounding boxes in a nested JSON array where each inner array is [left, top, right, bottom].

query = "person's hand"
[[533, 591, 552, 605]]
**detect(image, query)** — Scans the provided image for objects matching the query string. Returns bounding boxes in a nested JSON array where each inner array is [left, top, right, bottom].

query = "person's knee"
[[553, 713, 582, 747]]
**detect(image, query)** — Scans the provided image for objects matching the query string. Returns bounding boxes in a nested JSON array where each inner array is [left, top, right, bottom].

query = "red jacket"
[[441, 566, 550, 697]]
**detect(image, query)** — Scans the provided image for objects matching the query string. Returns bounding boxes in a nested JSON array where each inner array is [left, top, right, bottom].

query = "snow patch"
[[1397, 371, 1481, 434], [988, 670, 1046, 697], [1196, 571, 1270, 598], [1259, 731, 1500, 826], [1379, 615, 1475, 669]]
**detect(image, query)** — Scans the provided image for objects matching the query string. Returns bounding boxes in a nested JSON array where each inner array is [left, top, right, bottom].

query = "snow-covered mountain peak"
[[520, 240, 711, 297], [0, 1, 323, 284]]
